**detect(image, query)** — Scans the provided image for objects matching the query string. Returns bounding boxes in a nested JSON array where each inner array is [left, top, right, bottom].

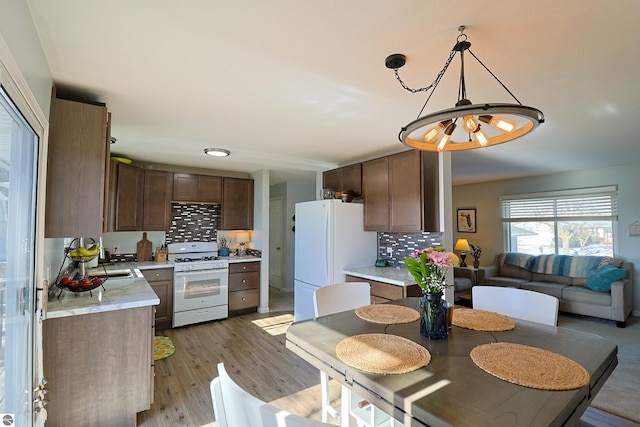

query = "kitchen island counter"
[[344, 266, 422, 303], [47, 269, 159, 319], [343, 266, 415, 287]]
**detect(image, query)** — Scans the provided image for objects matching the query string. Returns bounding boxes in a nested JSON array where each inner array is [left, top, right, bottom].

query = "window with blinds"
[[500, 187, 617, 256]]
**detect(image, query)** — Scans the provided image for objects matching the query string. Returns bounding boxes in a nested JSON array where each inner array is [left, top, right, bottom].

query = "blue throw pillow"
[[585, 264, 627, 292]]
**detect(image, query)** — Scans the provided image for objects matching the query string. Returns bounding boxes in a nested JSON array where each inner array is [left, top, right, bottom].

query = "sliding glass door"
[[0, 86, 39, 426]]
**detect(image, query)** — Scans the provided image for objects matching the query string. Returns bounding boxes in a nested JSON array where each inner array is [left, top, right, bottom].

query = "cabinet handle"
[[242, 297, 246, 301], [242, 279, 246, 283], [242, 266, 247, 270]]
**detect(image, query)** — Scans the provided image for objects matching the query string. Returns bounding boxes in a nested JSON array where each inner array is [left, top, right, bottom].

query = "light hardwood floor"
[[137, 307, 639, 427]]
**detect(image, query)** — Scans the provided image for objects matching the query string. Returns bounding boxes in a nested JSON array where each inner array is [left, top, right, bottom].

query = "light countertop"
[[223, 256, 261, 263], [343, 266, 416, 287], [46, 269, 159, 319]]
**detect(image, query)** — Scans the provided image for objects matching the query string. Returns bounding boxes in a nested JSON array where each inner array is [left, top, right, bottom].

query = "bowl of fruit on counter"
[[57, 276, 105, 293]]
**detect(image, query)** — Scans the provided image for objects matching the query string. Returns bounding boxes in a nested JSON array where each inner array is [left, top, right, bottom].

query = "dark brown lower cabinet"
[[43, 306, 154, 427], [346, 274, 422, 304], [228, 261, 260, 312], [142, 267, 174, 330]]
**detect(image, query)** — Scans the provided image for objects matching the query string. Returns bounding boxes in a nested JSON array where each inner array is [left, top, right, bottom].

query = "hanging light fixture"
[[385, 26, 544, 152]]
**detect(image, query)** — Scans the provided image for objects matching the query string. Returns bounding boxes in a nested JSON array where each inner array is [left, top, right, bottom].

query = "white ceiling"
[[26, 0, 640, 186]]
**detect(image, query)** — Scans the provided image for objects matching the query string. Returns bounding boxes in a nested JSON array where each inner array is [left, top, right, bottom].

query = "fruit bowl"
[[57, 276, 104, 293], [68, 243, 100, 262]]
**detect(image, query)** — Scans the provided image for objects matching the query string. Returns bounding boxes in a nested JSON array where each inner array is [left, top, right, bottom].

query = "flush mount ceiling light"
[[385, 25, 544, 152], [204, 148, 230, 157]]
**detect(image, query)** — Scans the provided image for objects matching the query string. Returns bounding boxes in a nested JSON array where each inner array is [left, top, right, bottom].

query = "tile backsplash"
[[165, 203, 221, 244], [377, 231, 444, 267]]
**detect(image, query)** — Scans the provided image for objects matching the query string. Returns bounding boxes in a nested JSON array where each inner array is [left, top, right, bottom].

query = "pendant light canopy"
[[386, 26, 544, 152]]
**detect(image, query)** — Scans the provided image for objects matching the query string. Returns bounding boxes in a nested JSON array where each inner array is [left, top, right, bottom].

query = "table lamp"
[[236, 232, 250, 256], [454, 238, 471, 267]]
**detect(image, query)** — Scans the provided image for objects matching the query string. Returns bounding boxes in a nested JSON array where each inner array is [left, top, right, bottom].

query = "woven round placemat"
[[336, 333, 431, 375], [470, 342, 590, 390], [452, 308, 515, 331], [355, 304, 420, 324]]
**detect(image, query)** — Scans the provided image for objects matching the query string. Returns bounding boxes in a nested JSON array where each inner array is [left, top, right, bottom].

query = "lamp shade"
[[454, 238, 471, 252], [235, 232, 250, 243]]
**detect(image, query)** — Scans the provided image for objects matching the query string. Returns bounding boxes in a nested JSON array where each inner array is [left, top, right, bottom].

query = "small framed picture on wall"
[[457, 208, 476, 233]]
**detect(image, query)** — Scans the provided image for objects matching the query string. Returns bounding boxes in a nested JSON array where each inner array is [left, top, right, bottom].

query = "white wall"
[[0, 1, 52, 118], [452, 162, 640, 315], [270, 181, 315, 291], [251, 169, 270, 313]]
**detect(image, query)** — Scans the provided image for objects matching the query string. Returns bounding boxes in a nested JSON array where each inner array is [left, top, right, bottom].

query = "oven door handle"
[[175, 269, 229, 277]]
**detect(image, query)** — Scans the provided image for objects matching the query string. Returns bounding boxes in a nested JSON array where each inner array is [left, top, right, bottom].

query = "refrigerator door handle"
[[323, 207, 330, 281]]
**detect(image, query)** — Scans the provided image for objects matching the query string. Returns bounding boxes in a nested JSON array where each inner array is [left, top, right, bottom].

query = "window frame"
[[500, 186, 618, 256]]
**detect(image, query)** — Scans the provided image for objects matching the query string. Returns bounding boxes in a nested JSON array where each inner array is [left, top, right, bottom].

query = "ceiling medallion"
[[386, 25, 544, 152]]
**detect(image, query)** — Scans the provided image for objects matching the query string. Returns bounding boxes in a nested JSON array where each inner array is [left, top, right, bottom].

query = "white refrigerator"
[[294, 199, 377, 322]]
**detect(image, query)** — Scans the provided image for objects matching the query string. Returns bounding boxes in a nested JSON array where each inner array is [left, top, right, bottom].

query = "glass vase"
[[420, 292, 449, 339]]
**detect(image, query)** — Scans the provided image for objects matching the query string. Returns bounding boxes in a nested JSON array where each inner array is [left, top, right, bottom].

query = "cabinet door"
[[362, 157, 389, 231], [389, 150, 423, 232], [322, 169, 341, 194], [322, 164, 362, 197], [149, 280, 173, 330], [112, 162, 144, 231], [143, 170, 173, 230], [222, 178, 254, 230], [341, 163, 362, 197], [45, 98, 109, 237], [172, 173, 198, 201], [43, 306, 153, 426], [198, 175, 222, 203], [420, 151, 440, 232], [142, 268, 174, 330]]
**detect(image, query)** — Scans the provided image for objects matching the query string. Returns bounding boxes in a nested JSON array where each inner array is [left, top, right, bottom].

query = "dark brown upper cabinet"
[[108, 165, 172, 231], [45, 97, 110, 237], [108, 161, 144, 231], [143, 170, 173, 230], [172, 173, 222, 203], [221, 178, 254, 230], [362, 150, 439, 232], [322, 163, 362, 197]]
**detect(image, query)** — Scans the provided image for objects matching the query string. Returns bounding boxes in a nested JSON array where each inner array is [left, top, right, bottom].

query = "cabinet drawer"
[[229, 290, 259, 311], [229, 271, 260, 291], [369, 280, 404, 300], [229, 261, 260, 274], [141, 268, 174, 282]]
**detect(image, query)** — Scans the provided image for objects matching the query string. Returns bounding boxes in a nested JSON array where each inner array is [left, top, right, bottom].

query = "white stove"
[[167, 241, 229, 327], [168, 241, 229, 272]]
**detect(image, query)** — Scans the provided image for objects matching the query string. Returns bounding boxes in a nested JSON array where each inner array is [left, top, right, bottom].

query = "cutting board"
[[136, 232, 153, 262]]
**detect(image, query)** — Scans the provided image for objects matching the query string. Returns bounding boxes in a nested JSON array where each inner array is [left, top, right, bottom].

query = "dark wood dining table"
[[285, 298, 618, 427]]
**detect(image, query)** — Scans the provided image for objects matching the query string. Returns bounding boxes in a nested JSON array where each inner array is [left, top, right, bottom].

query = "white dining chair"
[[211, 362, 333, 427], [313, 282, 406, 427], [472, 286, 559, 326]]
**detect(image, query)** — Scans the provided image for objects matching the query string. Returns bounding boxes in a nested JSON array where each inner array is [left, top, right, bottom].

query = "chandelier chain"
[[393, 48, 457, 94]]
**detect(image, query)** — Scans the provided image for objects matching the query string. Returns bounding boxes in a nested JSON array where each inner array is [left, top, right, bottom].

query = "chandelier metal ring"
[[400, 103, 544, 152]]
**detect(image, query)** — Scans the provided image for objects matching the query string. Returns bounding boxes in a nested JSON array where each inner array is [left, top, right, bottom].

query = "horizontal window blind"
[[501, 187, 618, 222]]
